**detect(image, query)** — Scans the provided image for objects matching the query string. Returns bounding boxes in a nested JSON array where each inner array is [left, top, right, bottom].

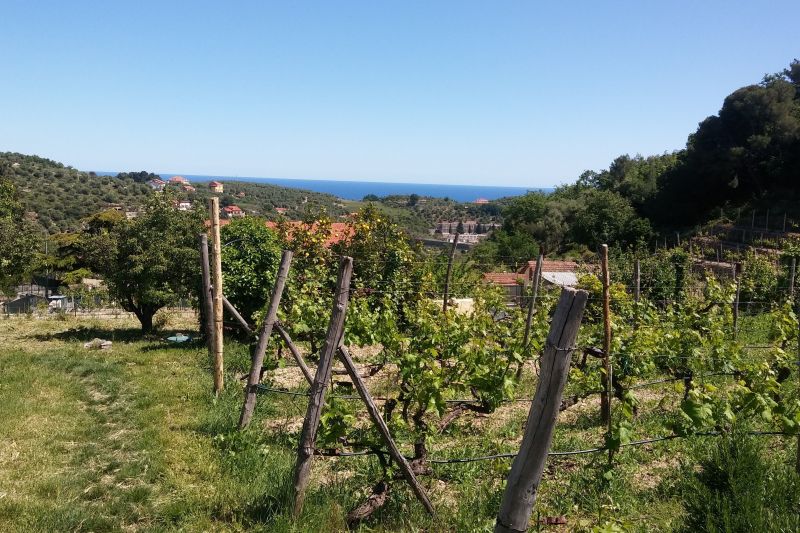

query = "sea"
[[98, 172, 549, 202]]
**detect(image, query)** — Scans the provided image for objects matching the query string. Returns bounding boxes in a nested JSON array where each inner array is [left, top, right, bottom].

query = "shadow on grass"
[[33, 325, 207, 351], [33, 325, 146, 343]]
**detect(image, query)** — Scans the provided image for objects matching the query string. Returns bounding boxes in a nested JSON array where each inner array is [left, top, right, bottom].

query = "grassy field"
[[0, 314, 796, 532]]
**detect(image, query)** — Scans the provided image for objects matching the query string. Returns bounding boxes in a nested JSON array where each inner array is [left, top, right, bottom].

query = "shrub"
[[680, 429, 800, 532]]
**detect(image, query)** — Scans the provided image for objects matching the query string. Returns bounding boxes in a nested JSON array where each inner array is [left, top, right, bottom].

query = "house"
[[175, 200, 192, 211], [275, 207, 288, 215], [209, 180, 224, 193], [482, 272, 527, 304], [517, 259, 579, 288], [169, 175, 188, 185], [222, 205, 245, 219], [147, 178, 166, 191], [2, 294, 48, 314], [182, 184, 196, 193], [474, 198, 489, 205]]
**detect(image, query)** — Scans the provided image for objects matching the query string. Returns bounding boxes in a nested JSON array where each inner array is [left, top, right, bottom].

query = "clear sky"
[[0, 1, 797, 187]]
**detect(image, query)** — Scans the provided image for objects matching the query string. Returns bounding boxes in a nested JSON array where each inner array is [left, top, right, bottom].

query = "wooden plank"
[[600, 244, 612, 425], [275, 322, 314, 386], [442, 233, 460, 313], [199, 234, 215, 355], [238, 250, 294, 428], [293, 257, 353, 517], [523, 253, 544, 348], [209, 197, 224, 396], [222, 295, 253, 335], [494, 287, 588, 533], [338, 344, 434, 515]]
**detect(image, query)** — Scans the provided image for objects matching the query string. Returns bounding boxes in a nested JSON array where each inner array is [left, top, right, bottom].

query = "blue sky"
[[0, 1, 797, 187]]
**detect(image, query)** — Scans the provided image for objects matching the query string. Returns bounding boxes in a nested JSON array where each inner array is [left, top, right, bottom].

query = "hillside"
[[1, 153, 152, 233], [0, 153, 356, 233]]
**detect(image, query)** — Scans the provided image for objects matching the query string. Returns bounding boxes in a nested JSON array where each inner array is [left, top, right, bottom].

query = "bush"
[[680, 429, 800, 532]]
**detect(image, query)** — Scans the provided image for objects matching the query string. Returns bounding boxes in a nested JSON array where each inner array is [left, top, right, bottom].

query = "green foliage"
[[680, 429, 800, 532], [80, 193, 203, 332], [220, 217, 282, 324]]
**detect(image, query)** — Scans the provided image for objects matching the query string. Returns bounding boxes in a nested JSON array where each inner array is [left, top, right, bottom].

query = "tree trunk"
[[139, 309, 155, 334]]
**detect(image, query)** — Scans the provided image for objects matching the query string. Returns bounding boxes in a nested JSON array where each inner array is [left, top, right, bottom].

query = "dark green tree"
[[220, 217, 282, 323], [80, 194, 203, 333]]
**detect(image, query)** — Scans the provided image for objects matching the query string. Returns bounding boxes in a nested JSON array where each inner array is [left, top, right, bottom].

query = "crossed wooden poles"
[[213, 253, 434, 517], [201, 233, 589, 529]]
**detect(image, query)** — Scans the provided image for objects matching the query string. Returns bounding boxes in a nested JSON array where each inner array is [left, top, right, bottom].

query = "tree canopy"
[[80, 194, 203, 332]]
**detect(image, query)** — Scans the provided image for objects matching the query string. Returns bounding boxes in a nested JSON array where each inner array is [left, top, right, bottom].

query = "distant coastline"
[[95, 172, 550, 202]]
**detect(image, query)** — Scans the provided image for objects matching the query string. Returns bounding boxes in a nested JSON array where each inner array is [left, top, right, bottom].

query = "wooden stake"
[[732, 263, 740, 339], [222, 295, 252, 335], [239, 250, 294, 428], [209, 197, 224, 396], [293, 257, 353, 517], [633, 258, 641, 304], [199, 234, 215, 355], [523, 253, 544, 348], [494, 288, 588, 533], [600, 245, 612, 426], [790, 257, 796, 300], [442, 233, 460, 313], [275, 323, 314, 386], [338, 345, 434, 515]]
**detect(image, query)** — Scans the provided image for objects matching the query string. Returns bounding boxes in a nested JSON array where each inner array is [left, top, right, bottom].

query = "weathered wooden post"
[[442, 233, 460, 313], [600, 244, 612, 426], [494, 287, 588, 533], [274, 323, 314, 386], [209, 197, 224, 396], [732, 263, 740, 339], [633, 258, 641, 304], [199, 234, 215, 354], [239, 250, 293, 428], [338, 345, 434, 515], [790, 257, 796, 300], [293, 257, 353, 517], [523, 253, 544, 348], [222, 295, 252, 335]]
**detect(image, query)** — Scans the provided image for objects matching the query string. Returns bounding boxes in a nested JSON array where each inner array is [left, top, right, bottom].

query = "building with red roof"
[[209, 180, 224, 193], [222, 205, 245, 219], [169, 175, 188, 184]]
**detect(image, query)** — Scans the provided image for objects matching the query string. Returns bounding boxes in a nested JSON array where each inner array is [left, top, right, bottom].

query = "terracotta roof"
[[266, 221, 353, 247], [223, 205, 243, 212], [169, 175, 188, 183], [483, 272, 525, 286], [209, 180, 223, 186], [518, 260, 578, 274]]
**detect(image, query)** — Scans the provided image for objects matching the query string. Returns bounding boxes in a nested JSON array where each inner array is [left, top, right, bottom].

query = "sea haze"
[[97, 172, 548, 202]]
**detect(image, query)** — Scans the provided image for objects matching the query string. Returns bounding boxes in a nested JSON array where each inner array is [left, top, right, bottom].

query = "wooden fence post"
[[239, 250, 294, 428], [442, 233, 460, 313], [600, 245, 612, 426], [209, 197, 224, 396], [732, 263, 740, 339], [338, 345, 434, 515], [633, 258, 641, 304], [293, 257, 353, 517], [494, 287, 588, 533], [222, 295, 253, 335], [523, 253, 544, 348], [275, 323, 314, 386], [199, 234, 215, 355]]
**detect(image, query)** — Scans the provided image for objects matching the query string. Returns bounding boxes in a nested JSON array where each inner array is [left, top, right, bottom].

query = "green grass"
[[0, 315, 796, 532]]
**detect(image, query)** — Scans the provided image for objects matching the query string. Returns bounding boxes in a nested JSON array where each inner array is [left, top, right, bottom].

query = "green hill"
[[0, 153, 354, 233]]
